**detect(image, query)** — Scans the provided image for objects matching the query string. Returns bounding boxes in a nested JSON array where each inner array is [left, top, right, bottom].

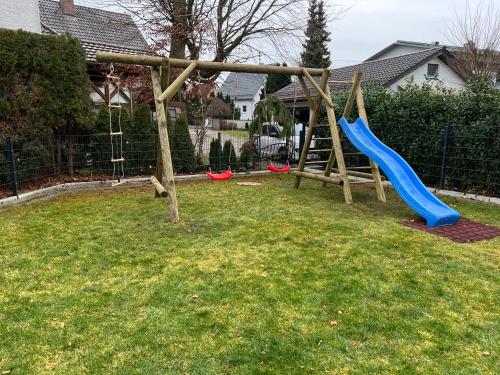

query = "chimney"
[[60, 0, 75, 16]]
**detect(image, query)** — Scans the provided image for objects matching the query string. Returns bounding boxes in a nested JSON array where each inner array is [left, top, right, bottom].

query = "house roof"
[[220, 72, 267, 101], [364, 40, 467, 62], [274, 47, 449, 102], [39, 0, 148, 62]]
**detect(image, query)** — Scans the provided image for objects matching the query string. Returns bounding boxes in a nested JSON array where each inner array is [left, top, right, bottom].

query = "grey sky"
[[330, 0, 471, 66], [77, 0, 482, 67]]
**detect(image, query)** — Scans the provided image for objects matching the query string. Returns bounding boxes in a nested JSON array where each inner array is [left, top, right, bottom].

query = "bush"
[[0, 29, 93, 177], [319, 81, 500, 196], [209, 138, 223, 172], [239, 140, 256, 170], [220, 121, 238, 131], [222, 140, 238, 170], [16, 139, 51, 181], [172, 116, 196, 173]]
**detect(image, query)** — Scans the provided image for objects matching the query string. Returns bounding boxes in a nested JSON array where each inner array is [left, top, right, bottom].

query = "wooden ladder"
[[292, 71, 386, 204]]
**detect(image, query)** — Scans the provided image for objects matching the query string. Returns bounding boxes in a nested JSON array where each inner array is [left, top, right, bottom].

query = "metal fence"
[[1, 123, 499, 199]]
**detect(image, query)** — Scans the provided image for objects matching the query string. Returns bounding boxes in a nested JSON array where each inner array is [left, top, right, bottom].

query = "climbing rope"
[[107, 63, 125, 186]]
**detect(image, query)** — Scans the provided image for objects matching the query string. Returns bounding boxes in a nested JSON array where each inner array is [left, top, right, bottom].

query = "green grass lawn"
[[1, 175, 499, 374], [220, 129, 249, 138]]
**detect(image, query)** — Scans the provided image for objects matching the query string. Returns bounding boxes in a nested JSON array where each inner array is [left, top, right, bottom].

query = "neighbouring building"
[[274, 47, 467, 122], [220, 72, 267, 121], [0, 0, 153, 108]]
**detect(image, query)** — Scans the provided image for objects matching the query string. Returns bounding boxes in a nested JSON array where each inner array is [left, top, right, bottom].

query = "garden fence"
[[1, 123, 499, 199]]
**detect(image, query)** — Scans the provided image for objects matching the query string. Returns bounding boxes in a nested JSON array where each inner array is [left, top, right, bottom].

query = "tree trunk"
[[56, 132, 62, 175]]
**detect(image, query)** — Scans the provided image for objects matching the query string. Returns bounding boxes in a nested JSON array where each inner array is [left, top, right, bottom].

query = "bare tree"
[[106, 0, 315, 73], [446, 0, 500, 83]]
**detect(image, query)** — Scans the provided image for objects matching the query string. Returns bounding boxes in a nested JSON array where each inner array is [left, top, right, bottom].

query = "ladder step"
[[111, 158, 125, 162], [108, 104, 122, 109], [314, 124, 331, 128], [305, 160, 329, 164], [349, 180, 376, 184], [110, 131, 123, 136], [309, 148, 334, 153], [314, 137, 332, 140], [348, 166, 372, 170]]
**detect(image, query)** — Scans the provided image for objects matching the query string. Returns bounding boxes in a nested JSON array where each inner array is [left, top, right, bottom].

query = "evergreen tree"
[[222, 140, 238, 170], [301, 0, 331, 68], [172, 116, 196, 173], [131, 103, 154, 135], [265, 63, 292, 94], [209, 138, 223, 171]]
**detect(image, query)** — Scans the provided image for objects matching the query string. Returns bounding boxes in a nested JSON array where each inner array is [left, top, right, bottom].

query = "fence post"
[[439, 125, 450, 190], [299, 123, 306, 159], [5, 138, 19, 197]]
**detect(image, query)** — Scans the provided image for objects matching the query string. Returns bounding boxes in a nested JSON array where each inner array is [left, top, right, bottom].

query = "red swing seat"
[[267, 164, 291, 173], [207, 168, 233, 181]]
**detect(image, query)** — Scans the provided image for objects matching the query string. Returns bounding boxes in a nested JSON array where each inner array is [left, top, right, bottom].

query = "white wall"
[[235, 99, 254, 121], [374, 45, 429, 60], [0, 0, 41, 33], [389, 57, 465, 91]]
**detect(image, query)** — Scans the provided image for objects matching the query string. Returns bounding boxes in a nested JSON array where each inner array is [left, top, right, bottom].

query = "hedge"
[[317, 81, 500, 196]]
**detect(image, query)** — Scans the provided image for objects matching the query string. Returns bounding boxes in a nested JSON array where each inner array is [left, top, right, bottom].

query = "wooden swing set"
[[96, 51, 386, 224]]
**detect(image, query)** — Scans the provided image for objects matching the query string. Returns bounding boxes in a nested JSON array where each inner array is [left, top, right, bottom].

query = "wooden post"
[[151, 66, 180, 223], [158, 61, 197, 103], [302, 69, 333, 108], [356, 88, 386, 202], [324, 83, 352, 204], [154, 61, 169, 198], [294, 71, 329, 188], [322, 71, 362, 186]]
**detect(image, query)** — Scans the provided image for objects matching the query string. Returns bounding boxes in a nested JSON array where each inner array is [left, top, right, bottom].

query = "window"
[[242, 105, 247, 112], [427, 63, 439, 78]]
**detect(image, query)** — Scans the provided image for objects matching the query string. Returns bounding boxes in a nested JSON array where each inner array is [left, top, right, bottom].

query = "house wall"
[[0, 0, 41, 33], [372, 45, 429, 60], [389, 57, 465, 91], [235, 99, 255, 121]]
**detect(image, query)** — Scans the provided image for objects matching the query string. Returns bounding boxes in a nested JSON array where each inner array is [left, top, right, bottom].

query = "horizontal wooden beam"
[[96, 51, 326, 76], [158, 61, 197, 103], [150, 176, 167, 198], [331, 168, 386, 180], [292, 170, 343, 185]]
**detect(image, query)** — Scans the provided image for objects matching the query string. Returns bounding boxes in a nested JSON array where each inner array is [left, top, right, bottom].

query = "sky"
[[77, 0, 480, 67], [329, 0, 471, 66]]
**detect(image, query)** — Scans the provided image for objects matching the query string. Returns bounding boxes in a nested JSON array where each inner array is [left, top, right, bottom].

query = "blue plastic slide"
[[338, 117, 460, 227]]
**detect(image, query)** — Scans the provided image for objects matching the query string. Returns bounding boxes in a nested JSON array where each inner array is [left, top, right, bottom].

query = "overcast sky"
[[78, 0, 483, 67], [330, 0, 472, 66]]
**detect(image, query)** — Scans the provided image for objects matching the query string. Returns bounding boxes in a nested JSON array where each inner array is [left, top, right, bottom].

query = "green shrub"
[[222, 140, 238, 170], [239, 140, 255, 170], [172, 116, 196, 173], [209, 138, 223, 172], [17, 139, 51, 181]]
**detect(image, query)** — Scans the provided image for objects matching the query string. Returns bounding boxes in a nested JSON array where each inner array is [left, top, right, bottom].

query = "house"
[[39, 0, 149, 107], [0, 0, 150, 107], [366, 40, 499, 88], [274, 47, 466, 122], [219, 72, 267, 121]]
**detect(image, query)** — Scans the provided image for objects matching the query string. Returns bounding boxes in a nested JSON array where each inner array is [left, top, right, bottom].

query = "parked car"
[[248, 122, 318, 162]]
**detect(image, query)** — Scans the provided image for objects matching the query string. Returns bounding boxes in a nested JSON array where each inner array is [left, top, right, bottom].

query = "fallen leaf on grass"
[[480, 351, 490, 356], [191, 294, 199, 299], [329, 320, 338, 326]]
